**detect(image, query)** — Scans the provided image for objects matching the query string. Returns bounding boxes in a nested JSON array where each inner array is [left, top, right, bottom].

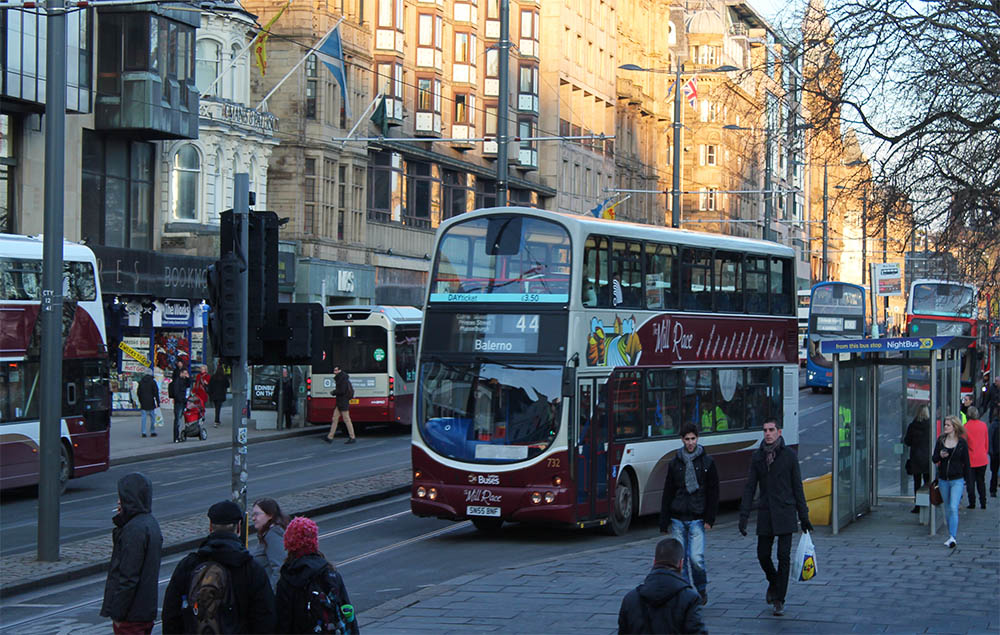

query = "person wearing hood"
[[162, 500, 276, 634], [739, 418, 812, 617], [618, 537, 707, 634], [659, 422, 719, 606], [100, 472, 163, 634], [275, 516, 359, 634]]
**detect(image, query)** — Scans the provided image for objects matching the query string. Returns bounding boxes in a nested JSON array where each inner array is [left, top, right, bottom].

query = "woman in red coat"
[[964, 406, 989, 509]]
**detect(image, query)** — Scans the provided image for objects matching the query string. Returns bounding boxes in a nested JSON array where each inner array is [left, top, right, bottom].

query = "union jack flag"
[[683, 76, 698, 108]]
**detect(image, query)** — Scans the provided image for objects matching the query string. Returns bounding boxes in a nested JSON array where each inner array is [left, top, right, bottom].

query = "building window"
[[81, 130, 154, 248], [699, 189, 717, 211], [405, 161, 436, 227], [519, 64, 537, 95], [701, 144, 717, 166], [485, 105, 497, 137], [171, 144, 200, 221], [454, 93, 475, 124], [519, 10, 538, 57], [417, 78, 433, 110], [195, 38, 221, 97], [455, 32, 474, 63], [367, 150, 401, 222], [306, 81, 318, 119], [443, 169, 472, 220], [0, 115, 14, 234]]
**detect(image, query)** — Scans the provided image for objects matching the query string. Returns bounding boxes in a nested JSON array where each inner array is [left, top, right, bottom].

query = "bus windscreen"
[[316, 325, 389, 374], [911, 283, 975, 317], [429, 216, 571, 303]]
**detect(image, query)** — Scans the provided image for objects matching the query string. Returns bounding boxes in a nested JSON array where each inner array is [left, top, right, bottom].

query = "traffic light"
[[206, 253, 242, 359]]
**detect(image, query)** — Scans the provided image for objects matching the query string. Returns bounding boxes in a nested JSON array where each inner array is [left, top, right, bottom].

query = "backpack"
[[345, 378, 354, 401], [184, 560, 238, 634], [302, 565, 355, 634]]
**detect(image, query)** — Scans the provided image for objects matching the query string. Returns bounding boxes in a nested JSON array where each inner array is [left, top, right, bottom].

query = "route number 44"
[[515, 315, 539, 333]]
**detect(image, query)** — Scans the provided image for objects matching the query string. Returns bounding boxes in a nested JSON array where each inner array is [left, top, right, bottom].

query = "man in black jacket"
[[136, 372, 159, 438], [659, 422, 719, 606], [739, 418, 812, 617], [100, 472, 163, 634], [169, 369, 190, 443], [982, 374, 1000, 496], [162, 500, 276, 634], [618, 538, 707, 634]]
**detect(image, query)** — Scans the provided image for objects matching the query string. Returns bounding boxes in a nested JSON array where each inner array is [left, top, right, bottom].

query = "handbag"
[[929, 478, 943, 505]]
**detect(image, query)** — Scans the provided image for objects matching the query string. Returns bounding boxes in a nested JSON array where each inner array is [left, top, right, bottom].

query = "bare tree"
[[770, 0, 1000, 294]]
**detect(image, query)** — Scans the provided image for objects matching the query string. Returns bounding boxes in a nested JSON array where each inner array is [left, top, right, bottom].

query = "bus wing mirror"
[[562, 367, 576, 398]]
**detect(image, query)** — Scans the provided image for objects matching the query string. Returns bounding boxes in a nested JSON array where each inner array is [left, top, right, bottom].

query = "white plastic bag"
[[794, 531, 817, 581], [154, 407, 164, 428]]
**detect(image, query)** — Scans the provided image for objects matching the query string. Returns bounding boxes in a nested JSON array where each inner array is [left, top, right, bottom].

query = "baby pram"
[[180, 381, 209, 441]]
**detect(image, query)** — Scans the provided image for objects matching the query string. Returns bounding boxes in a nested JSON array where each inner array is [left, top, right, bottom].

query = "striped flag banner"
[[683, 76, 698, 108]]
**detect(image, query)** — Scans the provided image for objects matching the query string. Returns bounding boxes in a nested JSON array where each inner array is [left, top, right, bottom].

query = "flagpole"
[[202, 21, 265, 100], [340, 93, 382, 148], [255, 16, 346, 112]]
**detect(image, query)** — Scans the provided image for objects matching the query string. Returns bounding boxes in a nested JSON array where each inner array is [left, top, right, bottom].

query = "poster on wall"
[[154, 330, 190, 371], [191, 330, 204, 364], [113, 336, 151, 410]]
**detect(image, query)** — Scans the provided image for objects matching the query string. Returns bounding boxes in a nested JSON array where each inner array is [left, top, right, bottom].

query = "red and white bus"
[[306, 305, 421, 427], [905, 279, 979, 401], [0, 235, 111, 492], [411, 208, 799, 533]]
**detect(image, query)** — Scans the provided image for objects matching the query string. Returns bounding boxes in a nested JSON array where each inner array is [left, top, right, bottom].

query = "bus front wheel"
[[471, 517, 503, 533], [606, 472, 635, 536]]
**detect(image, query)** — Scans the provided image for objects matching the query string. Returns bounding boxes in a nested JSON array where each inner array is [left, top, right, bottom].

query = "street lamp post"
[[620, 63, 737, 228], [822, 164, 829, 281]]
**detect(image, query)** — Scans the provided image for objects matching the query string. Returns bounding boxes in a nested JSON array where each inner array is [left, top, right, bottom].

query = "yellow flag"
[[254, 1, 291, 76]]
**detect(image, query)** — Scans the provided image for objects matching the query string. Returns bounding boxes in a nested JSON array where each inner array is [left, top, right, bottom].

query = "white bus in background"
[[797, 289, 810, 366], [305, 305, 422, 428]]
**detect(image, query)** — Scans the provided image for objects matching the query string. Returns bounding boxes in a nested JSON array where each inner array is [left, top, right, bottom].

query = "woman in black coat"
[[273, 368, 297, 430], [207, 365, 230, 427], [904, 405, 932, 512]]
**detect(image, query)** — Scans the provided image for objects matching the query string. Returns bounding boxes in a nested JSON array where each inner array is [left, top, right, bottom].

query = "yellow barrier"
[[803, 472, 832, 526]]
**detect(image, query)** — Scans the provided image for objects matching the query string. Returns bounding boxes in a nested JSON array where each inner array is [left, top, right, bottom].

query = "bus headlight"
[[417, 486, 427, 498], [531, 491, 542, 504], [552, 475, 562, 487], [428, 487, 438, 500], [544, 491, 556, 504]]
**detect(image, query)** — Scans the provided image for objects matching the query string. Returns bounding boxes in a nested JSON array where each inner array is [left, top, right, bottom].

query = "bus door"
[[575, 378, 610, 522]]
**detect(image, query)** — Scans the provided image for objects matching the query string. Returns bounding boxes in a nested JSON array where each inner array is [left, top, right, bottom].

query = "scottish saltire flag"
[[683, 76, 698, 108], [318, 25, 352, 119]]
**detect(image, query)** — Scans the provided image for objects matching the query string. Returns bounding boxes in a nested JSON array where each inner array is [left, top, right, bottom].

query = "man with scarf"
[[659, 422, 719, 606], [739, 418, 812, 616]]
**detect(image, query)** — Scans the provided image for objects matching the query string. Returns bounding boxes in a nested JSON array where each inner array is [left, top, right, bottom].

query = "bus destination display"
[[457, 313, 539, 353], [422, 311, 567, 356]]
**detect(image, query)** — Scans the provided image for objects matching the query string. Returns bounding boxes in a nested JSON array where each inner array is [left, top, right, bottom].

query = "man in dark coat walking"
[[659, 422, 719, 606], [618, 538, 707, 634], [981, 374, 1000, 496], [207, 365, 229, 427], [136, 372, 159, 438], [162, 500, 276, 634], [168, 368, 190, 443], [739, 418, 812, 617], [272, 367, 297, 430], [100, 472, 163, 634]]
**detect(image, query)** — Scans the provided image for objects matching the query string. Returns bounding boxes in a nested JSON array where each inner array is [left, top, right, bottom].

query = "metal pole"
[[883, 208, 889, 330], [763, 126, 772, 241], [832, 354, 840, 535], [822, 165, 829, 281], [38, 0, 67, 562], [232, 173, 250, 539], [496, 0, 510, 206], [671, 63, 683, 228], [861, 191, 867, 290]]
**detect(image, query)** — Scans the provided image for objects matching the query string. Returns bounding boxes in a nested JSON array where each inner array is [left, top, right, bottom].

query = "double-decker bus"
[[797, 289, 810, 366], [306, 305, 421, 427], [805, 281, 866, 392], [411, 208, 798, 534], [905, 280, 978, 401], [0, 235, 111, 492]]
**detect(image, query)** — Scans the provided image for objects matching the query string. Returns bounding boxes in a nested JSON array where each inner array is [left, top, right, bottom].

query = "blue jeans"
[[140, 409, 155, 435], [670, 518, 707, 593], [938, 477, 965, 538]]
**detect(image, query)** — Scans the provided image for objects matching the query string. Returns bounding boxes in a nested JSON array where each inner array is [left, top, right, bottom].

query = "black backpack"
[[344, 378, 354, 401], [302, 565, 355, 634], [184, 560, 238, 634]]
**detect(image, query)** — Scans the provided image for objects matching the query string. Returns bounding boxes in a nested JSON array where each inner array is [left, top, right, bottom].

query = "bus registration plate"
[[349, 399, 359, 405], [467, 505, 501, 517]]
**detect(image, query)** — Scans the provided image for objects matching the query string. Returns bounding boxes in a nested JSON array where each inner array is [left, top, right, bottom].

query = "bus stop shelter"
[[820, 336, 974, 534]]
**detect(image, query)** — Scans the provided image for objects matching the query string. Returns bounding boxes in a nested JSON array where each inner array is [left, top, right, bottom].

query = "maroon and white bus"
[[0, 235, 111, 492], [411, 208, 799, 533], [306, 306, 422, 428]]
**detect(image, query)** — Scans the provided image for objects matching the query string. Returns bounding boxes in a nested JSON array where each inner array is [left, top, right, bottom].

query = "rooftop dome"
[[687, 9, 725, 34]]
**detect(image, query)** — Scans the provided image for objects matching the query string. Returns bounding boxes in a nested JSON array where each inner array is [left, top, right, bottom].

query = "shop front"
[[93, 246, 214, 411]]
